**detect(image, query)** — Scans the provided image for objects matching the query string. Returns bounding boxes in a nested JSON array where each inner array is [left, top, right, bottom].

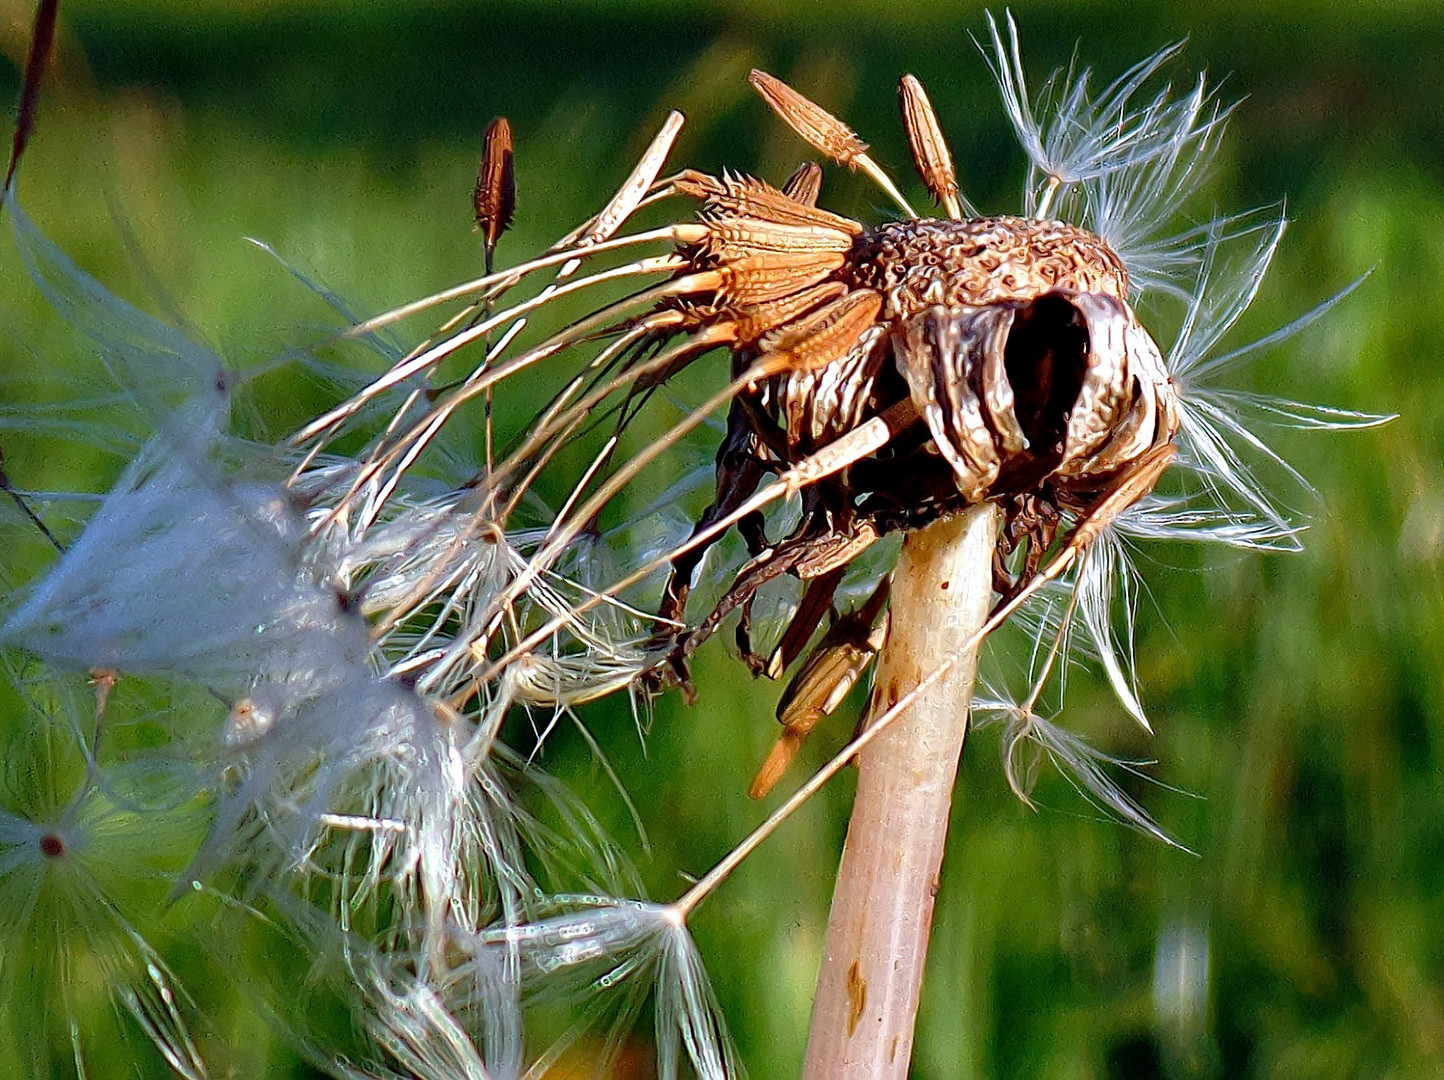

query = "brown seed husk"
[[750, 69, 869, 165], [760, 289, 883, 373], [699, 216, 856, 262], [782, 162, 825, 207], [697, 172, 862, 235], [474, 117, 516, 251], [714, 250, 850, 307], [898, 75, 961, 216], [728, 282, 849, 346]]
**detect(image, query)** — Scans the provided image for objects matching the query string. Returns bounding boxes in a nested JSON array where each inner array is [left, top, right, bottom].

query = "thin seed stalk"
[[801, 501, 998, 1079]]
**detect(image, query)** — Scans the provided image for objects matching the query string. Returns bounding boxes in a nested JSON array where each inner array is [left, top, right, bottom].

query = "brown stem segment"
[[801, 501, 998, 1079]]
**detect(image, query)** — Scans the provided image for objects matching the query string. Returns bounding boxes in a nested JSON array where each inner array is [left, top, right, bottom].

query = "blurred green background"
[[0, 0, 1441, 1077]]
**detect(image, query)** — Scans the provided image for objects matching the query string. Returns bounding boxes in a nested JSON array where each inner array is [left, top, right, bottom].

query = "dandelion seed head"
[[481, 898, 740, 1079], [957, 14, 1388, 763], [0, 10, 1392, 1075]]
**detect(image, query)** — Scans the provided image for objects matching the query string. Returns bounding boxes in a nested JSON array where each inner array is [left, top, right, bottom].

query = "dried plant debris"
[[474, 116, 516, 260]]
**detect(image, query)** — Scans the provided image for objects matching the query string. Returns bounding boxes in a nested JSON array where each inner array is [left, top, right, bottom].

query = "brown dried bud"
[[695, 173, 862, 235], [898, 74, 962, 218], [782, 162, 824, 207], [749, 69, 868, 166], [749, 732, 805, 801], [714, 250, 848, 308], [775, 605, 887, 733], [474, 117, 516, 252], [759, 288, 883, 374]]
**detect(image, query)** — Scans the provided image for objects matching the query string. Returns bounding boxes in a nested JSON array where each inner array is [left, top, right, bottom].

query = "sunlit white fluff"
[[1113, 224, 1390, 557], [1, 435, 357, 693], [221, 893, 520, 1080], [293, 460, 656, 715], [0, 436, 513, 955], [1073, 533, 1150, 730], [0, 200, 649, 987], [4, 196, 231, 446], [972, 15, 1390, 830], [971, 666, 1183, 849], [201, 656, 637, 973], [979, 223, 1385, 827], [981, 9, 1231, 293], [482, 898, 740, 1080]]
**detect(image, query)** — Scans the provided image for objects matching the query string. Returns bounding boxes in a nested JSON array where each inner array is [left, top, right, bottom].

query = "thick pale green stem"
[[801, 501, 998, 1079]]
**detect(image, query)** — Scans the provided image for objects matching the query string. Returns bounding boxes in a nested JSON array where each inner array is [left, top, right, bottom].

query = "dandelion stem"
[[801, 501, 998, 1080]]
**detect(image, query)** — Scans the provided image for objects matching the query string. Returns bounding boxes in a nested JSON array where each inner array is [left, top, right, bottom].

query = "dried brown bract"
[[474, 116, 516, 257], [898, 74, 963, 219]]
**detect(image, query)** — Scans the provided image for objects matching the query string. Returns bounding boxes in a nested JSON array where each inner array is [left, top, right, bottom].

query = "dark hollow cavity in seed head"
[[1003, 293, 1089, 466]]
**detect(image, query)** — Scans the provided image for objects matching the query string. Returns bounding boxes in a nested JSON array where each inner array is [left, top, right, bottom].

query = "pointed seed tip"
[[475, 115, 517, 249], [746, 67, 868, 165], [898, 71, 961, 214]]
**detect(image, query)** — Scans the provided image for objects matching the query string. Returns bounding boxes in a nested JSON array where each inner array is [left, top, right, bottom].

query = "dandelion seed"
[[1, 187, 656, 978], [0, 670, 208, 1078], [955, 17, 1390, 765], [486, 898, 740, 1080], [1055, 221, 1390, 731], [897, 74, 967, 219], [971, 663, 1183, 849], [203, 670, 636, 970]]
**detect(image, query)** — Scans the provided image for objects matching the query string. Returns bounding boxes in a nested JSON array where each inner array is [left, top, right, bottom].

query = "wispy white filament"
[[0, 679, 208, 1078], [975, 15, 1390, 792]]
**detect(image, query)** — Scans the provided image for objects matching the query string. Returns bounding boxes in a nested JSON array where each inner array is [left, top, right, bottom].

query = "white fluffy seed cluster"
[[0, 194, 718, 1078]]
